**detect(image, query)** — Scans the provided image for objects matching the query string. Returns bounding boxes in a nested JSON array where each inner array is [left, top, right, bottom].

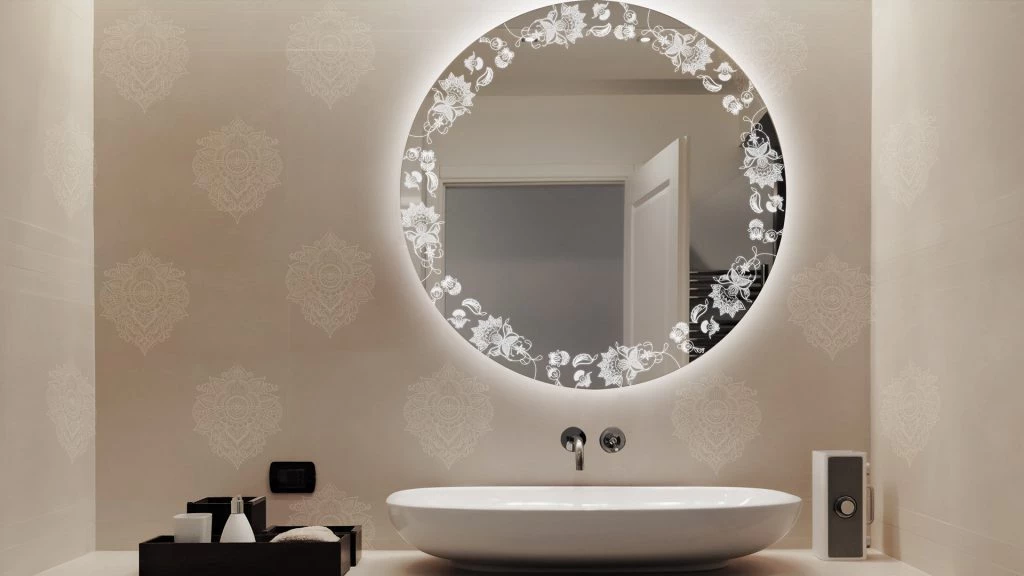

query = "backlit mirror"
[[400, 2, 786, 389]]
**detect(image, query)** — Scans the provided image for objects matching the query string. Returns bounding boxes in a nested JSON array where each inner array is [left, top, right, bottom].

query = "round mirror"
[[400, 2, 786, 389]]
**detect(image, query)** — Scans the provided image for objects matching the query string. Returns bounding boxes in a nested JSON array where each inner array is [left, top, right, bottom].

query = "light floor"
[[36, 550, 930, 575]]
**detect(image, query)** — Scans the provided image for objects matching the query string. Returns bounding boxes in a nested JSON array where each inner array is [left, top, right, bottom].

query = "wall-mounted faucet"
[[560, 427, 586, 471]]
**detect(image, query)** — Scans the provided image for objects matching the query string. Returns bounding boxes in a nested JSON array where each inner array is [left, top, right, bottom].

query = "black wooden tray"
[[140, 526, 359, 576]]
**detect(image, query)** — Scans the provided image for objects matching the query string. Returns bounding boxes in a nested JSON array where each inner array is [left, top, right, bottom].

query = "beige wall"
[[0, 1, 96, 575], [94, 0, 870, 550], [871, 1, 1024, 574]]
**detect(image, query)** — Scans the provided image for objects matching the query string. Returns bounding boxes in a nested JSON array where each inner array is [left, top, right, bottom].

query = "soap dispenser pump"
[[219, 496, 256, 543]]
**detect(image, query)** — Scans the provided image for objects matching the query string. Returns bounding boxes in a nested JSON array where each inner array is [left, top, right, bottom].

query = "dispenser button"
[[834, 496, 857, 519]]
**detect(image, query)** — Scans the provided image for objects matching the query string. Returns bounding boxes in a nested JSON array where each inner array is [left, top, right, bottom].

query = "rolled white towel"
[[270, 526, 340, 543]]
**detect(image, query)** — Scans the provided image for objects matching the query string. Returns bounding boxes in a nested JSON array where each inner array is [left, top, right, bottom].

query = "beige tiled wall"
[[94, 0, 872, 550], [0, 1, 96, 575], [871, 1, 1024, 574]]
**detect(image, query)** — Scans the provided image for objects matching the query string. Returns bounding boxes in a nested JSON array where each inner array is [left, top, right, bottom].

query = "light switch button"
[[834, 496, 857, 519]]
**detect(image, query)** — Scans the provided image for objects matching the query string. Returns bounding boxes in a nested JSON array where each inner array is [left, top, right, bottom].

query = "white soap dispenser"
[[219, 496, 256, 543]]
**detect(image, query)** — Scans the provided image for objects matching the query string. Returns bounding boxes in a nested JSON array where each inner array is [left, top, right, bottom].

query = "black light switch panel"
[[269, 461, 316, 494]]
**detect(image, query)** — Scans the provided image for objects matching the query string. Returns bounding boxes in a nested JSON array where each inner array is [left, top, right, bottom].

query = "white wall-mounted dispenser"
[[812, 450, 872, 560]]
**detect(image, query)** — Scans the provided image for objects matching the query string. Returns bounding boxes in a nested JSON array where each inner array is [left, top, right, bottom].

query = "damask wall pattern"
[[98, 8, 189, 112], [730, 7, 807, 96], [671, 373, 761, 475], [192, 118, 284, 223], [46, 363, 97, 463], [880, 109, 938, 208], [99, 251, 190, 355], [879, 361, 940, 466], [95, 0, 872, 550], [787, 254, 872, 360], [44, 116, 94, 219], [192, 365, 283, 469], [404, 362, 494, 469], [286, 4, 376, 108], [287, 484, 377, 548], [285, 232, 376, 337]]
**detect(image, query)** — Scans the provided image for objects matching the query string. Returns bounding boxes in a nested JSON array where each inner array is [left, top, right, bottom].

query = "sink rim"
[[387, 485, 802, 511]]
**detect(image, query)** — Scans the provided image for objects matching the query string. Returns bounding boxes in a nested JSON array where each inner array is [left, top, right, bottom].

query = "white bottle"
[[219, 496, 256, 543]]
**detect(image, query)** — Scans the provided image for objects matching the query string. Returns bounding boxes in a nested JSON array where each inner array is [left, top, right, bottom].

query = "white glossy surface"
[[34, 550, 931, 576], [387, 486, 803, 571]]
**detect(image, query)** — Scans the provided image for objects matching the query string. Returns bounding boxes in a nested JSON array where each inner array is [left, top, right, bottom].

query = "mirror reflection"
[[400, 3, 785, 388]]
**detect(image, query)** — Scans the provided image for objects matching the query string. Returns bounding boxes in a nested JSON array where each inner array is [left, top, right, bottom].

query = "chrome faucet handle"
[[560, 427, 586, 471], [599, 427, 626, 453]]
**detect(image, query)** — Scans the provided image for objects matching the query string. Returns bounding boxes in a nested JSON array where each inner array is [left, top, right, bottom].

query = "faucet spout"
[[560, 427, 586, 471], [570, 437, 584, 470]]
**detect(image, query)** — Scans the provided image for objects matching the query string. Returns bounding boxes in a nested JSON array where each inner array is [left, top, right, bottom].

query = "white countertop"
[[35, 550, 930, 576]]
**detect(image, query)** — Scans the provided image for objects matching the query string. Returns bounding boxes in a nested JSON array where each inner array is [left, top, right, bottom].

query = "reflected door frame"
[[624, 137, 690, 378], [431, 163, 635, 316]]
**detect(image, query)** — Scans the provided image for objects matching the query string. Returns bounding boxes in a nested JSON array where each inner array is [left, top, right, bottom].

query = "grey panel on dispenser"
[[828, 456, 863, 558]]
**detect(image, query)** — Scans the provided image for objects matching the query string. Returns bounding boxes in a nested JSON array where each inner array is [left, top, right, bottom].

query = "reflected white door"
[[624, 138, 689, 380]]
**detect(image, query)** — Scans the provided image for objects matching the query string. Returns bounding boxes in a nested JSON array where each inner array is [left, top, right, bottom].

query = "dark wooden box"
[[139, 527, 353, 576], [186, 496, 267, 539]]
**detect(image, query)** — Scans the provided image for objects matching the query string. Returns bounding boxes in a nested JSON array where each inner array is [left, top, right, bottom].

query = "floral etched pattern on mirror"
[[400, 2, 786, 389]]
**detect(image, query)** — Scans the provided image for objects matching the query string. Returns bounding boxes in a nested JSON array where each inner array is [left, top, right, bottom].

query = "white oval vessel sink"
[[388, 486, 802, 572]]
